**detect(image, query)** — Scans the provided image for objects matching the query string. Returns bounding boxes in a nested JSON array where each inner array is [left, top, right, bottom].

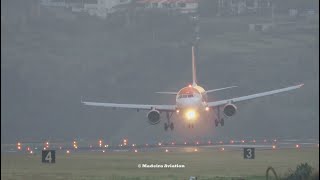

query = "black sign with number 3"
[[244, 148, 255, 159]]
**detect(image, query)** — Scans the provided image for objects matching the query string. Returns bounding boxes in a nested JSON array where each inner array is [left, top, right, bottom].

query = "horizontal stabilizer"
[[206, 86, 238, 93], [155, 92, 178, 95]]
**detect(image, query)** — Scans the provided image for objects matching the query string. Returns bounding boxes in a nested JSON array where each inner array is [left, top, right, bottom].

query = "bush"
[[284, 163, 314, 180]]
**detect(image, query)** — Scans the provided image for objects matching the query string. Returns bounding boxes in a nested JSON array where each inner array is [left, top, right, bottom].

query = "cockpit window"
[[178, 94, 194, 99]]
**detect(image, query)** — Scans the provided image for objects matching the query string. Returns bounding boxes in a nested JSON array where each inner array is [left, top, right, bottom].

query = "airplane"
[[82, 46, 303, 131]]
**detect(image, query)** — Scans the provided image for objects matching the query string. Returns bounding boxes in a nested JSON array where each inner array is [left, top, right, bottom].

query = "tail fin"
[[192, 46, 197, 86]]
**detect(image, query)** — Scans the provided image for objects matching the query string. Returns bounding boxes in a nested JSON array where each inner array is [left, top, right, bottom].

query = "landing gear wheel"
[[215, 119, 219, 127], [191, 124, 194, 128], [188, 124, 191, 128], [170, 122, 174, 131], [220, 118, 224, 126], [164, 123, 168, 131]]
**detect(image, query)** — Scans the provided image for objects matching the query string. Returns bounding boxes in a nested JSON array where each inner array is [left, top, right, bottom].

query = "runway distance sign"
[[243, 148, 255, 159], [42, 150, 56, 163]]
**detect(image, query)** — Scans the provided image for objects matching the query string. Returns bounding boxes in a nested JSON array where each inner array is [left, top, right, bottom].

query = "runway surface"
[[2, 138, 318, 154]]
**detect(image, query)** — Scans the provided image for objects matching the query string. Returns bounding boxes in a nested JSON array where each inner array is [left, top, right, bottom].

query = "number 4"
[[45, 152, 52, 163]]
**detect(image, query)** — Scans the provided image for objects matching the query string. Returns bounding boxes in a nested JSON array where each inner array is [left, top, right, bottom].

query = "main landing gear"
[[214, 118, 224, 127], [214, 106, 225, 127], [164, 112, 174, 131]]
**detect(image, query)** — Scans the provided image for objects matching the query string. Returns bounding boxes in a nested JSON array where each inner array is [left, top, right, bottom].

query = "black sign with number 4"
[[244, 148, 255, 159], [42, 150, 56, 163]]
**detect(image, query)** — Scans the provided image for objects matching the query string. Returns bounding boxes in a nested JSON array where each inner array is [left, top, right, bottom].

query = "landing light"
[[272, 145, 276, 149], [205, 107, 210, 111], [176, 109, 180, 113], [186, 110, 196, 120], [296, 144, 300, 148]]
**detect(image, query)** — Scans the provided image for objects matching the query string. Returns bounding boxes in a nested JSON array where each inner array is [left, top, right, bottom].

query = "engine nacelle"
[[223, 103, 237, 117], [147, 110, 161, 125]]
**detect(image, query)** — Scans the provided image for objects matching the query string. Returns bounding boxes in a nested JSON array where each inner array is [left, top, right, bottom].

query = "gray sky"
[[1, 0, 319, 144]]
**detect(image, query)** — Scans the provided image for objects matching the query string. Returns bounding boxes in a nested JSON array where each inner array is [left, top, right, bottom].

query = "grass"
[[1, 148, 318, 180]]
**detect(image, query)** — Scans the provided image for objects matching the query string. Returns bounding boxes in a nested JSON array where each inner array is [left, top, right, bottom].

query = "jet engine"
[[223, 104, 237, 117], [147, 110, 161, 125]]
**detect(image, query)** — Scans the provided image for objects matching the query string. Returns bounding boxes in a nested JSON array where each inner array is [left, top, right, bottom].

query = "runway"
[[2, 138, 318, 154]]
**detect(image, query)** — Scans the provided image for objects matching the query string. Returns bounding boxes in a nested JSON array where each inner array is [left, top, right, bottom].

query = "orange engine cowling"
[[223, 104, 237, 117], [147, 110, 160, 125]]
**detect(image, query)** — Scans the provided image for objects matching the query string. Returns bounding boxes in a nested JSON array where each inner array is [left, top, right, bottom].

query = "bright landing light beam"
[[186, 110, 196, 120]]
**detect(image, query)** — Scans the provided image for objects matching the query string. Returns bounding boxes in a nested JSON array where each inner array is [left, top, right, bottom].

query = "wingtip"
[[298, 83, 304, 88]]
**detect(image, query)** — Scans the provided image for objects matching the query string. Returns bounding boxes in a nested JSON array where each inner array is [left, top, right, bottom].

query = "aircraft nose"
[[177, 97, 201, 107]]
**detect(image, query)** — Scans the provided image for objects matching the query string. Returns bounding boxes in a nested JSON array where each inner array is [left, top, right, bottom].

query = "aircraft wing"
[[207, 84, 303, 107], [82, 101, 176, 112]]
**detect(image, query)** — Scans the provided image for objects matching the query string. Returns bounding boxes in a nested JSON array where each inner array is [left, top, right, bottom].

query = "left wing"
[[82, 101, 176, 112], [207, 84, 303, 107]]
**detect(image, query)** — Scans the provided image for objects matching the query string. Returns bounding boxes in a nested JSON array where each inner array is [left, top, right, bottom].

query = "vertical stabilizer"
[[192, 46, 197, 86]]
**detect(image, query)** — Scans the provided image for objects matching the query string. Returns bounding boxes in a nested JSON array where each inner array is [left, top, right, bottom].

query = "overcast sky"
[[1, 0, 319, 144]]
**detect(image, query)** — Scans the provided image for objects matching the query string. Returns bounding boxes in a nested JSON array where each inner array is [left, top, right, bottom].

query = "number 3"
[[45, 152, 52, 162], [246, 149, 252, 158]]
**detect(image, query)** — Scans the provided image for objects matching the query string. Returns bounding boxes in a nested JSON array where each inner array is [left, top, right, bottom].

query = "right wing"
[[207, 84, 303, 107], [82, 101, 176, 112]]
